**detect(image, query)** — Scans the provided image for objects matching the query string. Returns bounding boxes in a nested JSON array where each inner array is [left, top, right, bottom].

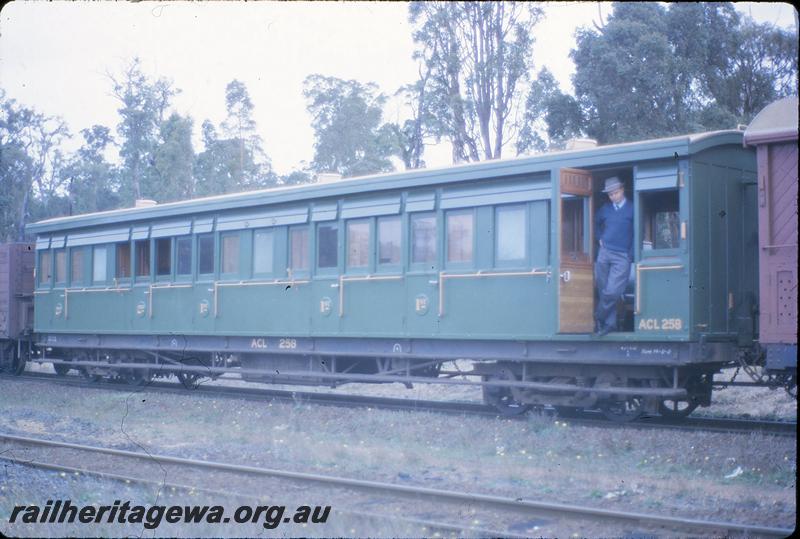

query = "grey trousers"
[[594, 246, 631, 331]]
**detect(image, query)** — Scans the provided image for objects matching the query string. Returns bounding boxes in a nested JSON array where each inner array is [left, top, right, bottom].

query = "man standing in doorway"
[[594, 177, 633, 336]]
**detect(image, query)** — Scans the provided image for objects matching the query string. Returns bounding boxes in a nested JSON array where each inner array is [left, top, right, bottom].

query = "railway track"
[[2, 370, 796, 437], [0, 432, 792, 538]]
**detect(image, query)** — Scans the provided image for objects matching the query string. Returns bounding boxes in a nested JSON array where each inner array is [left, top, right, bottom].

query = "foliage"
[[409, 1, 542, 162], [557, 2, 798, 144], [517, 68, 583, 153], [303, 74, 395, 177], [108, 58, 179, 204], [63, 126, 119, 215], [152, 113, 195, 202], [0, 89, 69, 240]]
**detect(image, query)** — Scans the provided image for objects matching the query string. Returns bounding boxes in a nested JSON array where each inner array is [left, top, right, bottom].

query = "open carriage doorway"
[[558, 168, 595, 333], [558, 168, 637, 334]]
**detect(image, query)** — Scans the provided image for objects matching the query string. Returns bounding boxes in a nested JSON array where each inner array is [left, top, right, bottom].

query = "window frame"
[[445, 209, 475, 269], [494, 203, 529, 268], [54, 248, 67, 286], [154, 237, 173, 281], [409, 212, 438, 271], [345, 219, 371, 273], [376, 215, 402, 271], [38, 250, 52, 288], [69, 247, 86, 287], [92, 245, 108, 284], [638, 188, 682, 259], [197, 233, 217, 280], [115, 241, 132, 282], [133, 239, 151, 282], [175, 235, 194, 281], [316, 222, 340, 275], [288, 225, 310, 276], [219, 231, 242, 279], [252, 228, 276, 278]]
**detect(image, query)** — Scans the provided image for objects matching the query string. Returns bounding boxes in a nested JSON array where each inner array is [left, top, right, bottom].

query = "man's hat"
[[602, 176, 624, 193]]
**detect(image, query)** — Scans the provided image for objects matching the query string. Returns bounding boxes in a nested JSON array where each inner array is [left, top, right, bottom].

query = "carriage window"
[[318, 223, 339, 269], [39, 251, 52, 286], [93, 246, 107, 282], [640, 189, 680, 251], [198, 234, 215, 275], [71, 249, 84, 285], [411, 213, 436, 264], [156, 238, 172, 276], [176, 237, 192, 276], [496, 205, 526, 263], [54, 249, 67, 283], [221, 234, 240, 274], [378, 216, 401, 265], [289, 227, 309, 271], [561, 195, 589, 262], [135, 239, 150, 277], [446, 210, 474, 264], [347, 221, 369, 268], [253, 229, 274, 274], [116, 242, 131, 278]]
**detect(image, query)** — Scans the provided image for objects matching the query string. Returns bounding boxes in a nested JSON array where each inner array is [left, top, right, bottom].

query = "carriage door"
[[558, 168, 594, 333]]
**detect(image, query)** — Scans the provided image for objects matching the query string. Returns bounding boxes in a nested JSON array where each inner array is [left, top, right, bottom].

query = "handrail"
[[62, 286, 133, 319], [339, 274, 404, 316], [761, 243, 797, 250], [438, 268, 550, 317], [148, 283, 193, 319], [635, 264, 684, 314], [214, 278, 310, 317]]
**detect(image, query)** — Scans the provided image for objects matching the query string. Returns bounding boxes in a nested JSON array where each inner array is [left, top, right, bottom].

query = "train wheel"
[[595, 374, 644, 423], [123, 368, 152, 386], [0, 342, 14, 373], [1, 342, 25, 375], [600, 397, 644, 422], [177, 372, 201, 389], [482, 368, 532, 417], [53, 362, 72, 376], [658, 398, 699, 419], [80, 368, 102, 383]]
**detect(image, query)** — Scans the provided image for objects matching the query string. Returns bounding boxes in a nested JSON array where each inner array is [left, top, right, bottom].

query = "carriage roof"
[[27, 130, 744, 234]]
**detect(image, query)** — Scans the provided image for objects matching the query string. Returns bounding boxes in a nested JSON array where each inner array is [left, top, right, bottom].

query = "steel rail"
[[0, 433, 791, 538], [3, 371, 796, 436], [0, 462, 522, 539], [1, 452, 523, 538]]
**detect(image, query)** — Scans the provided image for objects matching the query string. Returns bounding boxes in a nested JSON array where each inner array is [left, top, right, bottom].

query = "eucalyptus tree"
[[303, 74, 395, 178], [563, 2, 798, 144], [409, 1, 543, 162], [63, 125, 119, 215], [0, 90, 69, 240], [152, 113, 195, 202], [108, 57, 178, 203], [221, 79, 273, 189]]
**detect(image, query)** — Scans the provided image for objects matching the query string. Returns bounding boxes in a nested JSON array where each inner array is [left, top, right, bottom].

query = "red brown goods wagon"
[[0, 243, 35, 341], [744, 96, 798, 371]]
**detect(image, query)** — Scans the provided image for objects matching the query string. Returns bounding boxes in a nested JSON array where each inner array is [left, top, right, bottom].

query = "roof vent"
[[565, 138, 598, 150], [134, 199, 158, 208], [316, 172, 342, 184]]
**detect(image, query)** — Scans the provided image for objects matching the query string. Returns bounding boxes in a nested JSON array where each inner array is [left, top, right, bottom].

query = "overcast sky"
[[0, 1, 796, 175]]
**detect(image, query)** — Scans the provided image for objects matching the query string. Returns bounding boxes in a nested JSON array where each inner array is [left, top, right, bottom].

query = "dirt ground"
[[0, 375, 795, 537]]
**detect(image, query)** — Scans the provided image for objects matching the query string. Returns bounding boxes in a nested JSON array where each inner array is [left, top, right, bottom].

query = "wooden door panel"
[[559, 168, 594, 333]]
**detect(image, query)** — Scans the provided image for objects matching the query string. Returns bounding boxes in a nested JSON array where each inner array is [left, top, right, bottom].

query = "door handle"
[[560, 270, 571, 283]]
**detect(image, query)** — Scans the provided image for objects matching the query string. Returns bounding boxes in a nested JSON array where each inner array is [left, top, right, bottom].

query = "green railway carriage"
[[26, 130, 759, 418]]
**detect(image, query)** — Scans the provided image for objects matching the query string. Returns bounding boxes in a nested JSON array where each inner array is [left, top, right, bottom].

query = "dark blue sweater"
[[595, 200, 633, 255]]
